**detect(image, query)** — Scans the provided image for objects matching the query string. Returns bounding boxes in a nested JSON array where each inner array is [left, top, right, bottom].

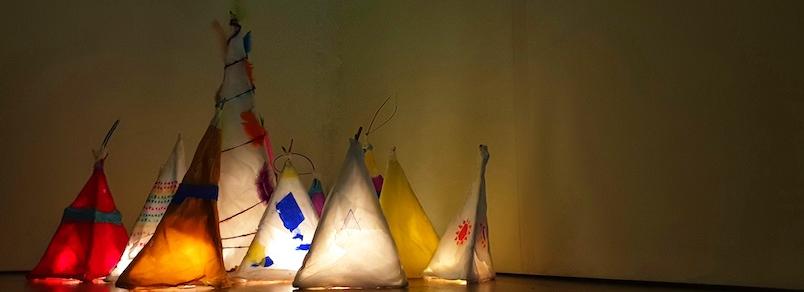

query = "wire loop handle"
[[272, 138, 316, 175], [365, 95, 398, 139]]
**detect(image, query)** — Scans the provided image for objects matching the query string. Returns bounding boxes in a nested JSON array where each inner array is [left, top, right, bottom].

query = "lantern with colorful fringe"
[[107, 135, 185, 280]]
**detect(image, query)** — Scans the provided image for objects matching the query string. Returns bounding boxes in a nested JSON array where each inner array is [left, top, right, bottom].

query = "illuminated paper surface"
[[380, 148, 439, 278], [107, 136, 185, 280], [308, 177, 326, 217], [235, 164, 319, 281], [29, 158, 128, 281], [216, 16, 277, 270], [363, 144, 384, 196], [424, 145, 495, 283], [294, 139, 406, 289], [116, 123, 228, 289]]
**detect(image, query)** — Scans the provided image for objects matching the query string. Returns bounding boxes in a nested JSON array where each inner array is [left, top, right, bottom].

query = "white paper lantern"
[[234, 163, 319, 281], [215, 17, 278, 270], [293, 138, 407, 289], [423, 145, 495, 283]]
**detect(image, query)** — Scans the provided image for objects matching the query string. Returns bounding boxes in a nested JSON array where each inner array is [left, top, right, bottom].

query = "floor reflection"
[[0, 274, 746, 292]]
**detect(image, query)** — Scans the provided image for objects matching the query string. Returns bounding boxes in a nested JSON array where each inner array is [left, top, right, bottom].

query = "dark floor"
[[0, 273, 780, 292]]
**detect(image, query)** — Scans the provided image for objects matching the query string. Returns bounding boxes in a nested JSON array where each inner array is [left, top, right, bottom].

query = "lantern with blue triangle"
[[234, 160, 319, 281]]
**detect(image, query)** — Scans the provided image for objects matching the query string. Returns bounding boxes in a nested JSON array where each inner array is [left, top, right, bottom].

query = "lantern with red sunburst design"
[[424, 145, 495, 283], [477, 223, 488, 248]]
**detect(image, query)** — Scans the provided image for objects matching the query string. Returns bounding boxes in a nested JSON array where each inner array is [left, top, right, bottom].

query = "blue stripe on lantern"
[[171, 184, 219, 204]]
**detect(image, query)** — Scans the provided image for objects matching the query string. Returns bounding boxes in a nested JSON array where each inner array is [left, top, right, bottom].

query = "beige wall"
[[327, 0, 804, 289], [1, 0, 803, 289], [515, 1, 804, 289]]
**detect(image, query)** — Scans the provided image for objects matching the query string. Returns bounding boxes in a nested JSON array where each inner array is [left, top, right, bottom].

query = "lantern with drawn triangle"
[[293, 131, 407, 289]]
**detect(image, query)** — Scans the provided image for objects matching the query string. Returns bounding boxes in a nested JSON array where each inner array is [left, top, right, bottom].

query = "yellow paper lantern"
[[379, 147, 439, 278]]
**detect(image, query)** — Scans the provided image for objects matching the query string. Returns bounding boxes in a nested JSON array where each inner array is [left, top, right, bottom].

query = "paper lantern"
[[423, 145, 495, 283], [363, 143, 384, 196], [293, 138, 407, 289], [234, 163, 319, 281], [107, 135, 186, 280], [115, 121, 228, 289], [29, 122, 128, 282], [215, 15, 278, 270], [379, 147, 439, 278], [308, 177, 326, 218]]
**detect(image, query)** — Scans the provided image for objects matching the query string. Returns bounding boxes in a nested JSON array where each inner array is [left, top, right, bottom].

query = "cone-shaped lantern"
[[363, 144, 384, 197], [293, 138, 406, 289], [107, 135, 186, 280], [308, 176, 326, 218], [116, 118, 228, 289], [216, 15, 278, 270], [28, 121, 128, 282], [234, 163, 319, 281], [423, 145, 494, 283], [380, 147, 439, 278]]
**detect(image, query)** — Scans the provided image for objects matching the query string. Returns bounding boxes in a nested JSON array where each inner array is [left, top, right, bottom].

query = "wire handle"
[[94, 120, 120, 160], [100, 120, 120, 151], [365, 95, 398, 139], [272, 138, 316, 175]]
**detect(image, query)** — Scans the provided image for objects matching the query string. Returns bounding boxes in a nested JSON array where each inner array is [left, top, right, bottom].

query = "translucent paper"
[[234, 164, 319, 281], [107, 136, 185, 280], [363, 144, 384, 196], [380, 148, 439, 278], [115, 124, 228, 289], [294, 139, 407, 289], [28, 159, 128, 281], [424, 145, 495, 283], [308, 177, 326, 217], [216, 17, 277, 270]]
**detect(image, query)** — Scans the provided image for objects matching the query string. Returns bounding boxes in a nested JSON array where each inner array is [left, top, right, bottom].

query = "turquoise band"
[[63, 207, 123, 224]]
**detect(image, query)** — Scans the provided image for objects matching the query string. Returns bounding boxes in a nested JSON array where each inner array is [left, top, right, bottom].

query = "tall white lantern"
[[215, 16, 277, 270]]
